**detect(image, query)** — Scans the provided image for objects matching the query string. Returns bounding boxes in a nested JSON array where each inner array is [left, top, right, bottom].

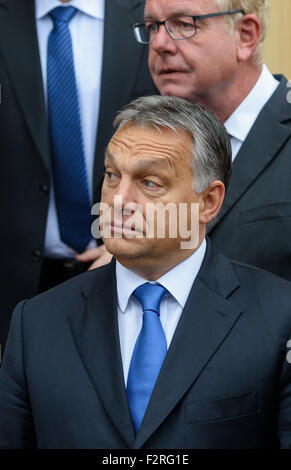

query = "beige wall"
[[264, 0, 291, 78]]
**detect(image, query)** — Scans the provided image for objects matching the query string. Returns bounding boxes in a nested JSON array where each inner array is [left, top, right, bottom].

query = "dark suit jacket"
[[0, 0, 156, 350], [1, 241, 291, 449], [208, 75, 291, 281]]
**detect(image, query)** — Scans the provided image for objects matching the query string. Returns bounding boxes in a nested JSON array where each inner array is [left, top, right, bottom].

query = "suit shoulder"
[[229, 258, 291, 315], [16, 262, 114, 323], [226, 259, 291, 348], [230, 258, 291, 288]]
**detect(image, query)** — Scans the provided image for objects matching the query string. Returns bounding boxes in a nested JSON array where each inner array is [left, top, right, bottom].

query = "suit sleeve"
[[0, 301, 37, 449], [279, 327, 291, 449]]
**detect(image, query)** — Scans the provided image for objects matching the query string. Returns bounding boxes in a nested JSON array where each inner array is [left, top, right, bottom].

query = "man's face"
[[146, 0, 239, 103], [101, 123, 202, 273]]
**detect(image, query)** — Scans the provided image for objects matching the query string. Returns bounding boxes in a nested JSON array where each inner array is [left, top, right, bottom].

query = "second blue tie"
[[47, 7, 92, 253], [127, 283, 168, 433]]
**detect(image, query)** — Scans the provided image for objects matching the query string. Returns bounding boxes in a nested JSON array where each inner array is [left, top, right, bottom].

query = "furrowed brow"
[[133, 157, 171, 174]]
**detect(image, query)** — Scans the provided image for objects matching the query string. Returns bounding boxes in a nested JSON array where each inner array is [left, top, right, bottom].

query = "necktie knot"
[[133, 283, 168, 316], [49, 6, 77, 24]]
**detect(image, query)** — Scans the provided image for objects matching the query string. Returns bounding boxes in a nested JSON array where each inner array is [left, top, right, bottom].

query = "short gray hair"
[[113, 95, 232, 193]]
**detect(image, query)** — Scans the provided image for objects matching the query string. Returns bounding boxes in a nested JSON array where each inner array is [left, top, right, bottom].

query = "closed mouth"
[[158, 68, 186, 75], [110, 223, 144, 236]]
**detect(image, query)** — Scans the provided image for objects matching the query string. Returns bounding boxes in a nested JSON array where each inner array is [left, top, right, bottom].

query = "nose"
[[150, 23, 177, 54], [113, 178, 143, 229], [115, 177, 138, 207]]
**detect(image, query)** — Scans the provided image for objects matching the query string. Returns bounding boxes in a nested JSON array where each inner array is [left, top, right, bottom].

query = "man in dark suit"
[[139, 0, 291, 280], [1, 96, 291, 449], [0, 0, 156, 351]]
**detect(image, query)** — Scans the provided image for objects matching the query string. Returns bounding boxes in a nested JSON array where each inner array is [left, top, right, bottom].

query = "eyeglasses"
[[132, 9, 244, 44]]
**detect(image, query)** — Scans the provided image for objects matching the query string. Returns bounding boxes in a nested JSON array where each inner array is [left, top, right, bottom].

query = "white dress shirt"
[[116, 239, 207, 384], [224, 64, 279, 161], [35, 0, 105, 257]]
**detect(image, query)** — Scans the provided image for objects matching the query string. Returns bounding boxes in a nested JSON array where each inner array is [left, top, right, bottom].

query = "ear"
[[235, 14, 261, 62], [199, 181, 225, 224]]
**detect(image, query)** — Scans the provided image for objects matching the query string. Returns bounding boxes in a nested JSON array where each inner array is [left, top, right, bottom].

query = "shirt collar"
[[224, 64, 279, 143], [116, 238, 207, 312], [35, 0, 105, 20]]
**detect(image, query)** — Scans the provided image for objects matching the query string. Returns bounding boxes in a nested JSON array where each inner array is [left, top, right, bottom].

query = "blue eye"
[[105, 171, 117, 182], [144, 180, 158, 188]]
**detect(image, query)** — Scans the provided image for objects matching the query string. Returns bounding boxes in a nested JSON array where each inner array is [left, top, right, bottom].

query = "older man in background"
[[133, 0, 291, 279]]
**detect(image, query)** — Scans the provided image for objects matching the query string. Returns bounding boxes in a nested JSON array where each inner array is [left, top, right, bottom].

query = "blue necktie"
[[47, 7, 92, 253], [127, 283, 168, 433]]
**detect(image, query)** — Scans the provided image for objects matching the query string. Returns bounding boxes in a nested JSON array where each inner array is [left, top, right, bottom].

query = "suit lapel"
[[68, 244, 243, 448], [68, 262, 136, 448], [134, 245, 243, 449], [93, 0, 147, 195], [208, 76, 291, 232], [0, 0, 50, 170]]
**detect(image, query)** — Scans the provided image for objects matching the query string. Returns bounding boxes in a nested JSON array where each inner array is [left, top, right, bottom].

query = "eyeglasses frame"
[[132, 9, 245, 44]]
